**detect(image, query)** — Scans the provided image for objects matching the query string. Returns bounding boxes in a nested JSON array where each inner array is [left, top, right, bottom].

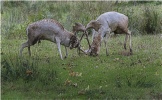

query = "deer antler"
[[73, 23, 85, 35], [72, 22, 91, 55]]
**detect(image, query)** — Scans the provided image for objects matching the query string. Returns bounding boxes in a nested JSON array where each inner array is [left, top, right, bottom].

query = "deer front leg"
[[104, 33, 109, 56], [56, 37, 63, 60]]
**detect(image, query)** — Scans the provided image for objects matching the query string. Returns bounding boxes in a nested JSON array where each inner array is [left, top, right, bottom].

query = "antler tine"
[[77, 30, 91, 55], [85, 31, 91, 49], [77, 45, 87, 55], [73, 22, 86, 33]]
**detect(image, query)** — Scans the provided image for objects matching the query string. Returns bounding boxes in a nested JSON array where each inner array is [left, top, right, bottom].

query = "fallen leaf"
[[99, 86, 102, 89], [64, 79, 72, 86], [78, 90, 86, 95], [85, 85, 89, 91], [72, 83, 78, 87], [76, 72, 82, 77], [113, 58, 119, 61], [69, 71, 82, 77], [26, 70, 33, 75], [69, 71, 76, 77]]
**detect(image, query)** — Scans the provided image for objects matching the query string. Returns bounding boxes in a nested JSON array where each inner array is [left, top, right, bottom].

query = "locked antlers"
[[72, 23, 91, 54]]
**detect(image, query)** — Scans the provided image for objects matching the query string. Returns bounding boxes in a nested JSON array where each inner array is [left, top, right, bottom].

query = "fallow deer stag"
[[20, 19, 84, 60], [85, 11, 132, 56]]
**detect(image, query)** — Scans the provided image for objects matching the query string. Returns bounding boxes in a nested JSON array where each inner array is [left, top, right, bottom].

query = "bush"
[[143, 6, 161, 34], [1, 55, 58, 83]]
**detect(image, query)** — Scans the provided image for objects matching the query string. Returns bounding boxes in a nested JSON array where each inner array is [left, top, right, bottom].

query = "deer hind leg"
[[128, 30, 133, 54], [124, 34, 128, 50], [28, 46, 31, 56], [20, 41, 32, 56], [19, 38, 38, 56], [124, 30, 132, 54], [64, 46, 68, 59]]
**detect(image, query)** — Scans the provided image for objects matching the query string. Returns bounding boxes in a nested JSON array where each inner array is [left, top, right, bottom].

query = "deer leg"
[[56, 37, 63, 60], [64, 46, 68, 58], [20, 41, 31, 56], [124, 34, 128, 50], [104, 33, 109, 56], [128, 30, 133, 54], [28, 46, 31, 56]]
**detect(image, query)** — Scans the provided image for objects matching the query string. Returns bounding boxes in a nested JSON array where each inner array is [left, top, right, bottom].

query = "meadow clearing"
[[1, 1, 162, 99], [2, 34, 162, 99]]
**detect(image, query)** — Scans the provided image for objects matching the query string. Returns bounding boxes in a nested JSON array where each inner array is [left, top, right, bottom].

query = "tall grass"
[[143, 6, 161, 34], [1, 1, 162, 38]]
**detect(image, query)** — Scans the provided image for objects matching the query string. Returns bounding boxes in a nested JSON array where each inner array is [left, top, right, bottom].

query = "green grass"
[[1, 35, 162, 99], [1, 1, 162, 99]]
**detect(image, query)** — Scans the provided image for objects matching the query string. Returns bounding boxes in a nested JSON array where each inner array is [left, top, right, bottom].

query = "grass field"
[[1, 1, 162, 99], [1, 34, 162, 99]]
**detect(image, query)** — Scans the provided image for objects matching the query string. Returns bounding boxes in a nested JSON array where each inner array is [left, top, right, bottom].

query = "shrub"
[[1, 55, 58, 83], [143, 6, 160, 34]]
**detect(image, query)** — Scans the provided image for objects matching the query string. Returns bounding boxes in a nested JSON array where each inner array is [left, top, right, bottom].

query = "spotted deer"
[[20, 19, 81, 60]]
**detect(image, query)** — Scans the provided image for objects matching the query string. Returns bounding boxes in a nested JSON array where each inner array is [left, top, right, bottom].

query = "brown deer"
[[20, 19, 82, 60]]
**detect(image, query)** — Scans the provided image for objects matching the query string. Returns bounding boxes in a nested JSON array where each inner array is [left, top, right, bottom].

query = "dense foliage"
[[1, 1, 162, 39]]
